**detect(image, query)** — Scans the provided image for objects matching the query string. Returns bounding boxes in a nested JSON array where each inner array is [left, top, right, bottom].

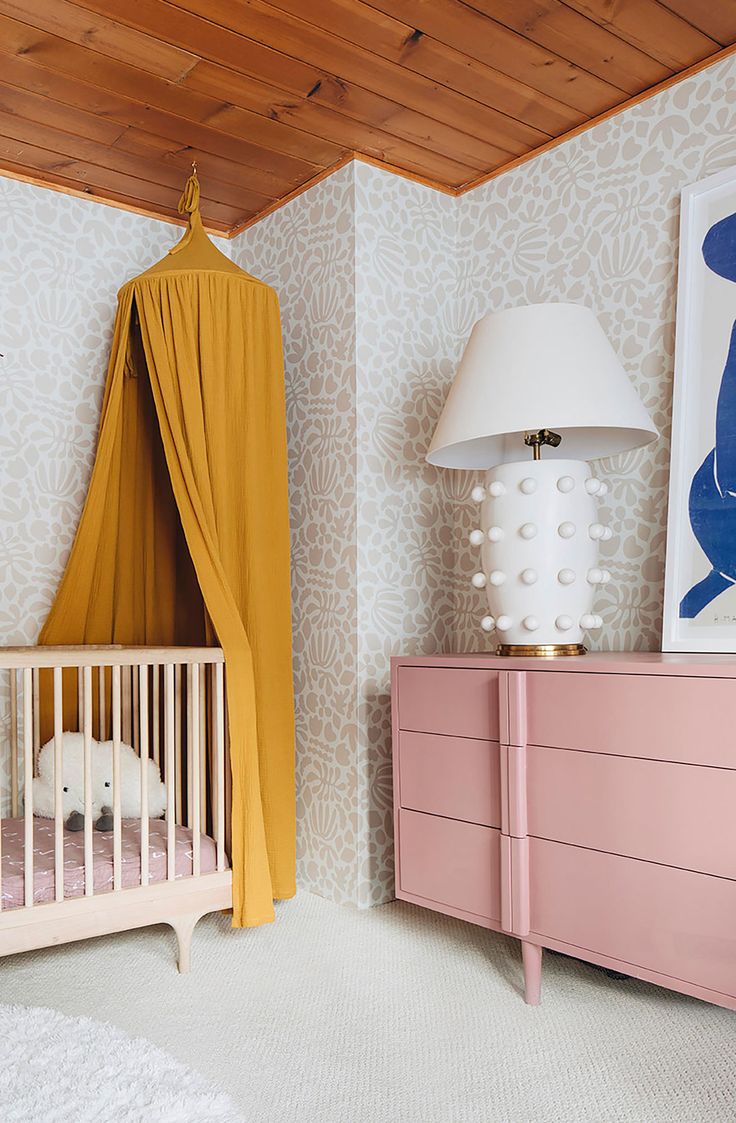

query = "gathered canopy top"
[[40, 171, 296, 927], [130, 171, 253, 280]]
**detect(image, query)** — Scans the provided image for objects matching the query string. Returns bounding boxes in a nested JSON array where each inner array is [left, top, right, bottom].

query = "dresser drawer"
[[397, 666, 500, 740], [398, 809, 501, 923], [527, 672, 736, 767], [526, 746, 736, 878], [529, 838, 736, 997], [398, 733, 501, 827]]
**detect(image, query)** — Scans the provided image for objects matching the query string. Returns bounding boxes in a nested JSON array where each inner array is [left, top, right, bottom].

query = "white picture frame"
[[663, 164, 736, 652]]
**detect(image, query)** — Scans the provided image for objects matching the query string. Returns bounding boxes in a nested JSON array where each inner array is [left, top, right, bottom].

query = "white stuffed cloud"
[[33, 733, 167, 822]]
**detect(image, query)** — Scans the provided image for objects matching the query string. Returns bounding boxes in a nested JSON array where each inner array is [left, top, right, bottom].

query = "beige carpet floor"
[[1, 891, 734, 1122]]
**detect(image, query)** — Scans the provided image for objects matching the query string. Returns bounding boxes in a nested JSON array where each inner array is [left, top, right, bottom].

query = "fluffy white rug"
[[1, 893, 736, 1121], [0, 1003, 244, 1122]]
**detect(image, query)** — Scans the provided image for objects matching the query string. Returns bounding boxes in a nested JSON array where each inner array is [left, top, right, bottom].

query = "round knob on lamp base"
[[475, 459, 602, 655]]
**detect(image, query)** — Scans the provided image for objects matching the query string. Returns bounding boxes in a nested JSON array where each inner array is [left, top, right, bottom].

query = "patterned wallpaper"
[[0, 180, 188, 815], [354, 164, 459, 905], [455, 54, 736, 653], [234, 164, 460, 907], [3, 49, 736, 896], [236, 52, 736, 906], [232, 166, 360, 904]]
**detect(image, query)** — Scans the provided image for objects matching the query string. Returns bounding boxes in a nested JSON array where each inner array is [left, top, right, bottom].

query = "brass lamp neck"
[[524, 428, 562, 460]]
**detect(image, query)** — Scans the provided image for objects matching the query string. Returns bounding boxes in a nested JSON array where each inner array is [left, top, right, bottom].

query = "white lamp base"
[[470, 459, 611, 653]]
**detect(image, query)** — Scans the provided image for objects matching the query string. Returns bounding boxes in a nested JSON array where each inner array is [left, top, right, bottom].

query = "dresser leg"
[[522, 941, 542, 1006]]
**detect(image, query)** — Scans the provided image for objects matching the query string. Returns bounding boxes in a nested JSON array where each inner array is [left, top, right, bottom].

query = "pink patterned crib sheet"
[[0, 817, 226, 910]]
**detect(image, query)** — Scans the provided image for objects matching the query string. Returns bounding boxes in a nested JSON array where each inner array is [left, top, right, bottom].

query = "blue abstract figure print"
[[680, 211, 736, 618]]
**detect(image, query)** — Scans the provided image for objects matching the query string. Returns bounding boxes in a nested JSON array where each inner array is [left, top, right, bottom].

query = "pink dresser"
[[391, 652, 736, 1009]]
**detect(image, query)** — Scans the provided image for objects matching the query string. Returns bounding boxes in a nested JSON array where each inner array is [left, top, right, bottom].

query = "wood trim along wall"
[[228, 152, 357, 237], [2, 39, 736, 239], [228, 150, 458, 236], [0, 163, 209, 234]]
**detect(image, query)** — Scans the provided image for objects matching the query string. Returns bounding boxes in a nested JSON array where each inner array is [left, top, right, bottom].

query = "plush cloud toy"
[[33, 732, 167, 831]]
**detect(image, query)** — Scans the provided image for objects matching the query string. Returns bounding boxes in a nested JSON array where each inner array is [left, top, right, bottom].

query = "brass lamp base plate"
[[496, 643, 587, 658]]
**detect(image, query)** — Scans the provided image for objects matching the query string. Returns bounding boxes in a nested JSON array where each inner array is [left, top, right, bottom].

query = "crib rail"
[[0, 647, 229, 916], [0, 646, 224, 669]]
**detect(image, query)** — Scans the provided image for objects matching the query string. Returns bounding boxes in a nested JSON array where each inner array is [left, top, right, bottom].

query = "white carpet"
[[0, 891, 734, 1122], [0, 1003, 244, 1122]]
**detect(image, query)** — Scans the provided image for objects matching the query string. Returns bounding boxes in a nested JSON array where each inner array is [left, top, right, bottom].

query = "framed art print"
[[664, 164, 736, 652]]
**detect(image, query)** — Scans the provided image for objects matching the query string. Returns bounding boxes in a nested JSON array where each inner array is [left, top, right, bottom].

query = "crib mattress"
[[0, 817, 224, 910]]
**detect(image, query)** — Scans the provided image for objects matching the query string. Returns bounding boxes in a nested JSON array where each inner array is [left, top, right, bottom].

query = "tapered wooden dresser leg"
[[522, 941, 542, 1006]]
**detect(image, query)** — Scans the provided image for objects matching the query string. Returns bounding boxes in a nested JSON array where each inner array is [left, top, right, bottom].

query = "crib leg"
[[171, 914, 199, 974]]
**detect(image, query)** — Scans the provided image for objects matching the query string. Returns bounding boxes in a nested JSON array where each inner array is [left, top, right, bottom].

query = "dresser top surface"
[[391, 651, 736, 676]]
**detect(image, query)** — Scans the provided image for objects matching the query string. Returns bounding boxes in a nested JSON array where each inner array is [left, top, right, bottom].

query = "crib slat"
[[199, 663, 207, 829], [0, 676, 4, 911], [77, 669, 83, 734], [190, 663, 201, 878], [139, 664, 149, 888], [215, 662, 225, 873], [122, 665, 132, 745], [165, 663, 176, 882], [32, 667, 40, 774], [81, 665, 94, 897], [186, 667, 193, 830], [23, 668, 34, 908], [152, 664, 160, 767], [98, 664, 106, 740], [0, 683, 2, 912], [132, 665, 140, 755], [53, 667, 64, 903], [174, 664, 182, 825], [112, 665, 122, 892], [10, 668, 18, 817]]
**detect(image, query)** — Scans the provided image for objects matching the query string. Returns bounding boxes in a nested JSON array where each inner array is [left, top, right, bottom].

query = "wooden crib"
[[0, 646, 232, 972]]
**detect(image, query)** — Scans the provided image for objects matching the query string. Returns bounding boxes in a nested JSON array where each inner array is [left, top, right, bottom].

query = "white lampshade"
[[427, 303, 657, 468]]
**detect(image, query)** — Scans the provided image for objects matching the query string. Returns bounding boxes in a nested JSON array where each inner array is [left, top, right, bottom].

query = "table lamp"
[[427, 303, 658, 655]]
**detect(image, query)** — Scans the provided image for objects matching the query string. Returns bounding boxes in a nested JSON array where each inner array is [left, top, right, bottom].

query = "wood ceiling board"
[[0, 66, 298, 205], [1, 16, 320, 180], [63, 0, 523, 167], [266, 0, 626, 113], [427, 0, 672, 92], [187, 62, 510, 176], [1, 0, 199, 82], [660, 0, 736, 44], [257, 0, 591, 134], [560, 0, 719, 68], [0, 79, 129, 149], [0, 51, 344, 170], [206, 99, 478, 186], [0, 0, 733, 233], [0, 107, 270, 217], [115, 0, 550, 152], [0, 138, 241, 229]]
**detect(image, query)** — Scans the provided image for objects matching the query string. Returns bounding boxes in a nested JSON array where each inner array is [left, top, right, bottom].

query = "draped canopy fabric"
[[39, 178, 296, 926]]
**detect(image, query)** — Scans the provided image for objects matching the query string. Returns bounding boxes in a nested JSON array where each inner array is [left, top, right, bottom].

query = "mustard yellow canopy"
[[40, 175, 296, 926]]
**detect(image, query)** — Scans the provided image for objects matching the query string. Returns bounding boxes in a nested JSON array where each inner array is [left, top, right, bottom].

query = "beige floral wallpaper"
[[234, 163, 459, 907], [454, 53, 736, 653], [0, 180, 188, 815], [232, 166, 360, 904], [3, 50, 736, 898], [354, 164, 459, 906], [236, 52, 736, 906]]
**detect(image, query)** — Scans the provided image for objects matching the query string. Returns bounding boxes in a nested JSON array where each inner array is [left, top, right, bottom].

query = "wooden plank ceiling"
[[0, 0, 734, 235]]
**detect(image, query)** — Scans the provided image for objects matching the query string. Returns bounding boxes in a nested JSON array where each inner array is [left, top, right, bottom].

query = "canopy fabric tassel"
[[39, 172, 296, 927]]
